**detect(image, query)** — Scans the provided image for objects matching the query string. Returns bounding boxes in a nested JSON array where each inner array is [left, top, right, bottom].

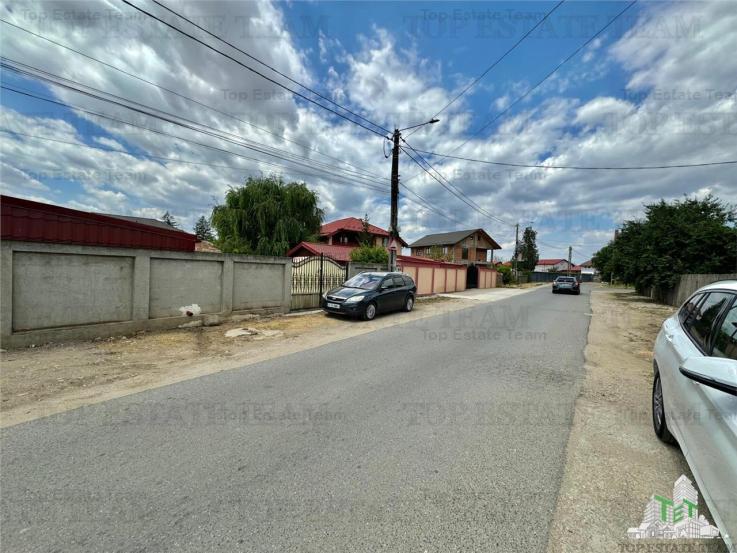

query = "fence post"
[[319, 253, 324, 299]]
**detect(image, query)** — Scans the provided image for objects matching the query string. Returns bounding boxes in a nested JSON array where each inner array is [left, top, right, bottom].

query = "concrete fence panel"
[[234, 261, 288, 310], [149, 258, 224, 318], [347, 262, 387, 278], [1, 241, 291, 348], [432, 267, 446, 294], [12, 251, 134, 331]]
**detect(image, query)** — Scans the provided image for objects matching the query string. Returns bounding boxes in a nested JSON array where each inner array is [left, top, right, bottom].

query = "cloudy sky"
[[1, 0, 735, 262]]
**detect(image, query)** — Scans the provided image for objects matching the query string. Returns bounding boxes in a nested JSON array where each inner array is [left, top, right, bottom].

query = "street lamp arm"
[[398, 118, 440, 132]]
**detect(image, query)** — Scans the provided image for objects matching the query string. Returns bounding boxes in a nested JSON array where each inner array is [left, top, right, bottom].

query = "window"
[[712, 302, 737, 360], [679, 293, 704, 325], [403, 275, 414, 287], [684, 292, 732, 350], [392, 276, 405, 287], [461, 247, 469, 260]]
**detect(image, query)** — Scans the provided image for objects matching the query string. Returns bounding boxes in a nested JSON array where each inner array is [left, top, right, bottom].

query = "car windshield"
[[557, 277, 575, 282], [343, 273, 384, 290]]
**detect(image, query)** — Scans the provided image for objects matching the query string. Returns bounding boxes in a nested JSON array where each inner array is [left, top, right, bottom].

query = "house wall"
[[1, 241, 291, 348], [322, 231, 388, 248]]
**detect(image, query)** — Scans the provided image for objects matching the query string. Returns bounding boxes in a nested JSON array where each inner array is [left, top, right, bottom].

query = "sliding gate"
[[291, 254, 348, 310]]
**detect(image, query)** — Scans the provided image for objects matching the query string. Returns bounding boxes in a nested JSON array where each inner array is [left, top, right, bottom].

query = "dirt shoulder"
[[546, 287, 727, 552], [0, 289, 532, 428]]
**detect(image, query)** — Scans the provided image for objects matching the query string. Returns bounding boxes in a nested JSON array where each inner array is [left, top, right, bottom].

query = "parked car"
[[552, 276, 580, 295], [322, 272, 417, 321], [652, 280, 737, 549]]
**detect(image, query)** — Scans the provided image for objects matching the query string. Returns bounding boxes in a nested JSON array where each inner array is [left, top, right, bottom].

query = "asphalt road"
[[1, 285, 592, 552]]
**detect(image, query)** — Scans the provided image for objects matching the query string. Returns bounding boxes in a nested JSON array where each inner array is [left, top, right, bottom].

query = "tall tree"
[[161, 211, 179, 228], [592, 195, 736, 291], [517, 226, 539, 271], [211, 176, 323, 255], [193, 216, 215, 241]]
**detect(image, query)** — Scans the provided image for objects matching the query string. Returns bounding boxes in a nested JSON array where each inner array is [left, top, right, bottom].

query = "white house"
[[534, 258, 572, 272]]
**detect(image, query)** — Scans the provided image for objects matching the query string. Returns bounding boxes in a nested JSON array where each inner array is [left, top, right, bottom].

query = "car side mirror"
[[679, 357, 737, 396]]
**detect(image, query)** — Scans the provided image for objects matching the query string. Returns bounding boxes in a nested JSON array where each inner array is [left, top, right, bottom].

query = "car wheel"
[[552, 289, 557, 294], [404, 295, 414, 312], [652, 372, 676, 444], [362, 302, 377, 321]]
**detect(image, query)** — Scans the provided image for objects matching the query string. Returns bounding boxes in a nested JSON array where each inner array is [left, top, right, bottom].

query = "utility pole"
[[567, 246, 572, 277], [389, 129, 401, 271], [514, 223, 519, 284], [388, 119, 439, 271]]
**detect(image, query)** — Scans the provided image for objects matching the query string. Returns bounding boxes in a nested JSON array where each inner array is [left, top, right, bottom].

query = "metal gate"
[[291, 253, 348, 310]]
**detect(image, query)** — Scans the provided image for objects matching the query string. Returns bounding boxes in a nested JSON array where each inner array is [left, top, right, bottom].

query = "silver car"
[[653, 280, 737, 551]]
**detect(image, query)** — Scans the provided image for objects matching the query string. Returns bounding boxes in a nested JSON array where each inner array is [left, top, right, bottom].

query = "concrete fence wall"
[[398, 260, 467, 295], [650, 273, 737, 307], [347, 262, 388, 278], [477, 267, 498, 289], [1, 241, 291, 348]]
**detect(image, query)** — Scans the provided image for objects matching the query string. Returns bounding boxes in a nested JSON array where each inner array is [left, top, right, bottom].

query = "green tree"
[[497, 264, 512, 285], [358, 213, 373, 246], [211, 176, 323, 255], [517, 226, 539, 271], [592, 195, 736, 293], [161, 211, 179, 228], [350, 245, 389, 264], [193, 216, 214, 241]]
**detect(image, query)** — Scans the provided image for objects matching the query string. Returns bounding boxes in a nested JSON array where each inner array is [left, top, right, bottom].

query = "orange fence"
[[477, 266, 498, 289], [397, 256, 467, 295]]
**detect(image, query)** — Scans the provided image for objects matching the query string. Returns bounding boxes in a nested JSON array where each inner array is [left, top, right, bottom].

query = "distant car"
[[552, 276, 580, 295], [322, 272, 417, 321], [652, 280, 737, 549]]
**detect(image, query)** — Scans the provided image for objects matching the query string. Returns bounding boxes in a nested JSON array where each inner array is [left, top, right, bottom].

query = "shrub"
[[350, 245, 389, 264]]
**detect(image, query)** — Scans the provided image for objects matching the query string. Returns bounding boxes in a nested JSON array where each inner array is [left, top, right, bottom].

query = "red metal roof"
[[286, 241, 356, 262], [1, 195, 196, 252], [536, 258, 568, 265], [320, 217, 390, 237]]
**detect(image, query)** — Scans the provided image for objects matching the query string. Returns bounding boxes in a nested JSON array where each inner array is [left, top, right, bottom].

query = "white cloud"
[[1, 0, 735, 261]]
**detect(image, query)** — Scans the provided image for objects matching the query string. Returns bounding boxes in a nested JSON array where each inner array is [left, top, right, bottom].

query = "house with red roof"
[[533, 258, 573, 272], [286, 217, 407, 264]]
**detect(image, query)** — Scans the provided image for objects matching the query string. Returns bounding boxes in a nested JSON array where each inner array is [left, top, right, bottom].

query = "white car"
[[653, 280, 737, 551]]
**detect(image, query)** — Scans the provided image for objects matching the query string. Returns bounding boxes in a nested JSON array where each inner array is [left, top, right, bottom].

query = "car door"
[[680, 297, 737, 540], [375, 277, 396, 313], [391, 276, 408, 310], [658, 293, 706, 441]]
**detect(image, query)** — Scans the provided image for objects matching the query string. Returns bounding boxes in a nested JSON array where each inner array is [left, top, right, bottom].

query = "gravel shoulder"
[[546, 286, 727, 553], [0, 290, 535, 428]]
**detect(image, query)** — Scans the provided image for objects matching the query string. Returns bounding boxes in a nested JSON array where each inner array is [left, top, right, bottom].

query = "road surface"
[[1, 285, 592, 552]]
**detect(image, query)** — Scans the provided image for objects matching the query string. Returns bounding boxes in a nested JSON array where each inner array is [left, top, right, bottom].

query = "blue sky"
[[1, 0, 735, 263]]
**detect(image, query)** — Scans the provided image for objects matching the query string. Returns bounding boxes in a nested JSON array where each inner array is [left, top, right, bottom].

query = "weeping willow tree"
[[211, 176, 323, 255]]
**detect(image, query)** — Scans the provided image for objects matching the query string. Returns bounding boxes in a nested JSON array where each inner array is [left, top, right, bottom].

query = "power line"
[[1, 85, 391, 193], [118, 0, 389, 138], [412, 149, 737, 170], [405, 0, 566, 138], [0, 18, 388, 183], [400, 144, 514, 230], [1, 60, 390, 189], [149, 0, 389, 135], [401, 140, 516, 228], [468, 0, 638, 141], [402, 0, 639, 187]]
